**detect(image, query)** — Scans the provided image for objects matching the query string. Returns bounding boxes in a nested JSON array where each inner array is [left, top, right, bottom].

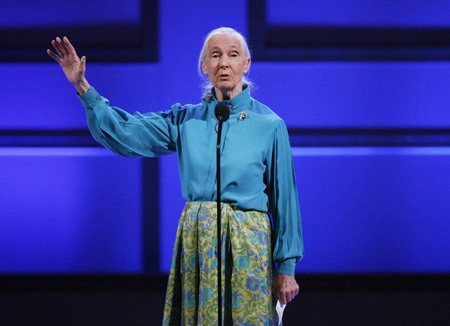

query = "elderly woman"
[[48, 27, 303, 325]]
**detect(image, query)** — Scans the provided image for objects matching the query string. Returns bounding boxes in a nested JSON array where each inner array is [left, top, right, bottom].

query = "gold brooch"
[[238, 112, 248, 121]]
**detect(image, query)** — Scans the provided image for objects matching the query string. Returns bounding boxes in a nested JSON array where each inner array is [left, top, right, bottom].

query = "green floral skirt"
[[162, 201, 278, 326]]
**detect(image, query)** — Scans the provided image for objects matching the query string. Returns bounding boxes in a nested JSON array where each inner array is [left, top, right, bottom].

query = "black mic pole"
[[214, 102, 230, 326], [216, 119, 223, 326]]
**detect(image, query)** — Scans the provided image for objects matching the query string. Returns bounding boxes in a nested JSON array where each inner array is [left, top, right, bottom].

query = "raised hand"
[[47, 36, 90, 94]]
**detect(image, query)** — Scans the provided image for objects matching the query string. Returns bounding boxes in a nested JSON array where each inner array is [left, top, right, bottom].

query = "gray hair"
[[198, 27, 252, 101]]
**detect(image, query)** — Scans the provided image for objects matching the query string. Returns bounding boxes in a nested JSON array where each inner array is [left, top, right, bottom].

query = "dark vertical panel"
[[142, 157, 160, 273], [248, 0, 266, 55], [141, 0, 159, 61]]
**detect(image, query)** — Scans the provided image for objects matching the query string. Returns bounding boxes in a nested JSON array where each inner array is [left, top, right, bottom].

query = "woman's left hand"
[[272, 274, 299, 305]]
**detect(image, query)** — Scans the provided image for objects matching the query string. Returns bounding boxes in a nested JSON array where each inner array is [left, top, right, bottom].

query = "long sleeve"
[[77, 85, 303, 250], [265, 120, 304, 275], [78, 87, 179, 158]]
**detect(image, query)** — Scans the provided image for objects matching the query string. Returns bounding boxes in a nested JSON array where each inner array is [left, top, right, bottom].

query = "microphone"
[[215, 101, 231, 122]]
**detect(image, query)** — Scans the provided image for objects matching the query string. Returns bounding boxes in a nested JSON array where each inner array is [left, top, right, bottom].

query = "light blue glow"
[[0, 147, 114, 157], [291, 146, 450, 156]]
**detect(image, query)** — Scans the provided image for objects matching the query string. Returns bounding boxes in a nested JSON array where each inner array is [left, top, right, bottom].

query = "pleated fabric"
[[162, 201, 278, 326]]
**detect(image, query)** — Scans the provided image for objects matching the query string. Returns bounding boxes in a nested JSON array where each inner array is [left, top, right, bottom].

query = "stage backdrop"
[[1, 0, 449, 274]]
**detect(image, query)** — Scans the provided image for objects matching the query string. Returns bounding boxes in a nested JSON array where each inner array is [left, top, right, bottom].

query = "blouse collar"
[[211, 84, 251, 112]]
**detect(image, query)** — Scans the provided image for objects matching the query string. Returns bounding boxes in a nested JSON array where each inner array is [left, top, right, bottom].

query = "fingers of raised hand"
[[50, 39, 64, 58], [48, 36, 79, 64], [62, 36, 77, 56], [47, 48, 61, 63], [50, 37, 72, 59], [56, 37, 70, 56]]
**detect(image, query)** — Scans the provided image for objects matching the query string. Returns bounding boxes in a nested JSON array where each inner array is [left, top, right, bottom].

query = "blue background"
[[1, 0, 449, 274]]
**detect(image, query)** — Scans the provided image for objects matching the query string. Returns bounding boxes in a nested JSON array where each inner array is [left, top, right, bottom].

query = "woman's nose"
[[219, 55, 230, 68]]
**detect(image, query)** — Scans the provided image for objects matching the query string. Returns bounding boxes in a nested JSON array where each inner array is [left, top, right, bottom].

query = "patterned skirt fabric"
[[162, 201, 278, 326]]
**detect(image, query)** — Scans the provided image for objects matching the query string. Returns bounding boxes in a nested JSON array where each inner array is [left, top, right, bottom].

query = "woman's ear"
[[243, 57, 251, 74], [201, 61, 208, 75]]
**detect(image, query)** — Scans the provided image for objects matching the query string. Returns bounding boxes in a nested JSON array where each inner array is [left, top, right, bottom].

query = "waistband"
[[184, 201, 267, 214]]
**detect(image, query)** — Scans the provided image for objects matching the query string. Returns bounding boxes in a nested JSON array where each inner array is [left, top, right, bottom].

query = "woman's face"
[[202, 34, 250, 99]]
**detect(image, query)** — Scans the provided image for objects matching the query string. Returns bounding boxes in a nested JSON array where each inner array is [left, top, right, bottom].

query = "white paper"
[[276, 300, 286, 326]]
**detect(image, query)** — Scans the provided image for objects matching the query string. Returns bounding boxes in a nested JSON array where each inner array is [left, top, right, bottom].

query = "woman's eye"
[[212, 53, 219, 58]]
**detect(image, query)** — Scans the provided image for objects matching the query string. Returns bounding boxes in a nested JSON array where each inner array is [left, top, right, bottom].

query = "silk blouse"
[[78, 85, 304, 275]]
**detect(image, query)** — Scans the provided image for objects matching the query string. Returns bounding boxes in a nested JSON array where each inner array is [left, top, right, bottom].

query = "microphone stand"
[[214, 101, 230, 326], [216, 118, 223, 326]]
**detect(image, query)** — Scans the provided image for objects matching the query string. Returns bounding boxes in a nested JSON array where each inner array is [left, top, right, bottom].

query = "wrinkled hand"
[[272, 274, 299, 305], [47, 36, 90, 94]]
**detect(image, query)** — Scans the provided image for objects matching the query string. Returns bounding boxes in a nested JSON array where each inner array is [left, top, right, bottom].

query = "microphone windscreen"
[[215, 101, 231, 122]]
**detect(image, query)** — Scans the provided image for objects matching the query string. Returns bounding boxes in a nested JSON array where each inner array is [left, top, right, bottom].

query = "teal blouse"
[[78, 85, 304, 275]]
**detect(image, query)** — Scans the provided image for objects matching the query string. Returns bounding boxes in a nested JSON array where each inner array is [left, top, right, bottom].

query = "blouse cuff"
[[276, 258, 296, 276], [77, 86, 101, 109]]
